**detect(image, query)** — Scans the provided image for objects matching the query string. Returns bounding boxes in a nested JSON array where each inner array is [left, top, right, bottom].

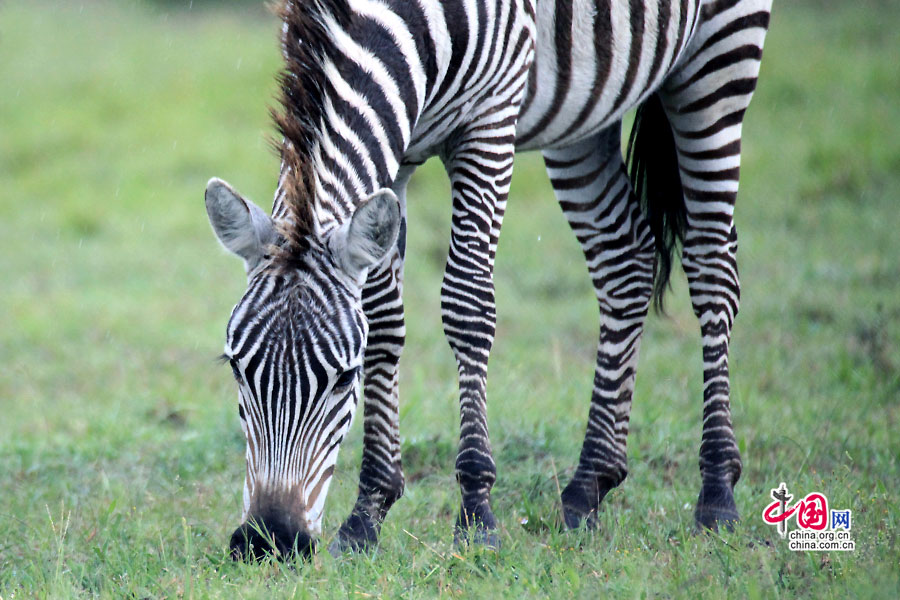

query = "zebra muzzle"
[[229, 515, 316, 562]]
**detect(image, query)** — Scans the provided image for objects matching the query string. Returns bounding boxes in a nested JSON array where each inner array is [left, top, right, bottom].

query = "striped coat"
[[205, 0, 772, 559]]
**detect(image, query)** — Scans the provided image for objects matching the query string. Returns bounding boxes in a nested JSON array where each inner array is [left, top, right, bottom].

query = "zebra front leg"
[[543, 127, 655, 529], [330, 170, 413, 555], [441, 132, 517, 549]]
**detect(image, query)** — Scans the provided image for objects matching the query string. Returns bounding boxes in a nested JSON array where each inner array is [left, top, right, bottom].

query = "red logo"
[[763, 490, 828, 531], [762, 483, 854, 551]]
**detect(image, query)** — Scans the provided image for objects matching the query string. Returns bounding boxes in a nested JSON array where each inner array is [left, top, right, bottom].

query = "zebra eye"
[[229, 359, 242, 382], [334, 367, 359, 391]]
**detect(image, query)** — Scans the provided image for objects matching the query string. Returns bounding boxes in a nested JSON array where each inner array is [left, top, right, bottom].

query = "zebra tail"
[[626, 92, 687, 313]]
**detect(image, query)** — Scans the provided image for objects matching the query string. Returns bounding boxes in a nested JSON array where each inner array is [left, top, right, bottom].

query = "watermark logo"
[[762, 482, 854, 551]]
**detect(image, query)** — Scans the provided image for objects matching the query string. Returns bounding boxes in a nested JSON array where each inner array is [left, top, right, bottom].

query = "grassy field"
[[1, 1, 898, 597]]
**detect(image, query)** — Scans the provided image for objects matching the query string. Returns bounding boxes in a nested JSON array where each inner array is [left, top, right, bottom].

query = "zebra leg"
[[659, 2, 771, 531], [441, 130, 518, 549], [330, 168, 414, 555], [543, 126, 655, 529]]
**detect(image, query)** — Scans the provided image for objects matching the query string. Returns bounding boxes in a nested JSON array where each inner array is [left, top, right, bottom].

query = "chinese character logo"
[[761, 482, 854, 551], [763, 482, 794, 538], [831, 509, 851, 530]]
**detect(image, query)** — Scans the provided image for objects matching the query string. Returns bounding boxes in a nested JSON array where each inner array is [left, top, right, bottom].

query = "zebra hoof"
[[560, 479, 608, 530], [561, 503, 599, 531], [454, 503, 500, 550], [454, 525, 501, 550], [328, 512, 380, 557], [327, 537, 350, 558], [694, 483, 740, 532], [327, 532, 374, 557]]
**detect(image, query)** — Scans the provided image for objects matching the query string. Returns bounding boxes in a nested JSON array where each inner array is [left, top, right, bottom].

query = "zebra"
[[204, 0, 772, 559]]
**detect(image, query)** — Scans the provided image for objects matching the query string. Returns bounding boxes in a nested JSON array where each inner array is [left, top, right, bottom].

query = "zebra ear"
[[205, 178, 275, 271], [330, 188, 401, 281]]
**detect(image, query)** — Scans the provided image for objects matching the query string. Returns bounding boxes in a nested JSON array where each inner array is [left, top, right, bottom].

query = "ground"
[[1, 1, 898, 598]]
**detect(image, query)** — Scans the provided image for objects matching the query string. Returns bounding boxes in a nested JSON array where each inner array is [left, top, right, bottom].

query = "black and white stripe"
[[206, 0, 772, 558], [226, 251, 365, 531]]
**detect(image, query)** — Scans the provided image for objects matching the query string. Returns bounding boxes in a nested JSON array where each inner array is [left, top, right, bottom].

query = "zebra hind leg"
[[658, 0, 772, 532], [543, 126, 655, 529]]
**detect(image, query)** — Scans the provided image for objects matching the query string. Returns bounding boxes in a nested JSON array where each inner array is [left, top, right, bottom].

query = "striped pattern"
[[210, 0, 772, 556], [224, 247, 366, 536]]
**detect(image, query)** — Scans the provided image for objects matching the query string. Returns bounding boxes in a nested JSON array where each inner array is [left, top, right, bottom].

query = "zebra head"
[[204, 178, 400, 560]]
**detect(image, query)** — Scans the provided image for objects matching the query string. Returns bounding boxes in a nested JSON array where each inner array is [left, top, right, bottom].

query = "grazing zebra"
[[205, 0, 772, 559]]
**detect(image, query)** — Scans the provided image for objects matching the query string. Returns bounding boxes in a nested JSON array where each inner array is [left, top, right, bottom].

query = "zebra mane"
[[272, 0, 351, 256]]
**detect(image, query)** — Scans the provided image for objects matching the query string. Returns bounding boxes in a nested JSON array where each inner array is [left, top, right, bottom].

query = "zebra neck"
[[270, 0, 436, 238], [271, 130, 405, 238], [273, 88, 416, 238]]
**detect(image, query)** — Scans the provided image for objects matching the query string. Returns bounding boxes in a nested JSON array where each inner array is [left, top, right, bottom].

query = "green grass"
[[1, 1, 898, 597]]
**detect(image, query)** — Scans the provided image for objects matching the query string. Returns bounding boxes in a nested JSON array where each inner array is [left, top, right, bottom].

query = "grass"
[[1, 0, 898, 597]]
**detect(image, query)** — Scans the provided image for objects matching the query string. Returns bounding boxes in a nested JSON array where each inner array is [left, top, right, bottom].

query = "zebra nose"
[[229, 517, 316, 561]]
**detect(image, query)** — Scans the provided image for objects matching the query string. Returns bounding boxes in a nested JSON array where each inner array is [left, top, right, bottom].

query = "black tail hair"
[[626, 93, 687, 313]]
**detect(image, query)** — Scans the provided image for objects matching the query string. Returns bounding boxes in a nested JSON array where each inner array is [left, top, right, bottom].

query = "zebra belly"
[[514, 0, 703, 152]]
